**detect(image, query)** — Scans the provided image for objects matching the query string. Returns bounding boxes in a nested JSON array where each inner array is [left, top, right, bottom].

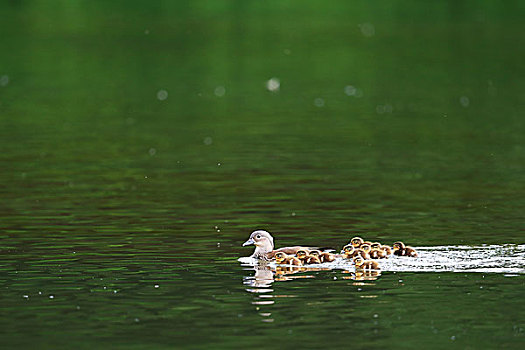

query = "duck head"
[[243, 230, 275, 258]]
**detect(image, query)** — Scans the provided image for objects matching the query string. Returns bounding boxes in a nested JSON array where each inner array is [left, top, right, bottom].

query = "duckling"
[[381, 245, 392, 256], [343, 244, 370, 259], [350, 237, 364, 248], [306, 254, 321, 264], [358, 243, 372, 259], [370, 242, 382, 250], [360, 243, 372, 254], [307, 250, 322, 263], [295, 249, 311, 264], [342, 244, 358, 259], [356, 249, 370, 260], [392, 241, 418, 257], [274, 252, 302, 266], [353, 256, 380, 271], [320, 251, 336, 263], [369, 247, 387, 259]]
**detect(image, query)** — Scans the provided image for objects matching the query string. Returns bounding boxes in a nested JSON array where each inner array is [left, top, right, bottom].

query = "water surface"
[[1, 1, 524, 349]]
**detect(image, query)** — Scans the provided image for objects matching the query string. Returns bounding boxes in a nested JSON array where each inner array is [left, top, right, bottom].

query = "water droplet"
[[450, 336, 456, 341], [214, 86, 226, 97], [266, 78, 280, 92], [157, 89, 168, 101], [23, 295, 29, 299], [459, 96, 470, 107], [359, 23, 375, 37], [49, 295, 54, 299], [154, 284, 159, 288], [344, 85, 357, 96], [0, 75, 9, 87]]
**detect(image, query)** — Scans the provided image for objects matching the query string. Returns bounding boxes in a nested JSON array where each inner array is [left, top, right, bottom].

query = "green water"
[[1, 1, 524, 349]]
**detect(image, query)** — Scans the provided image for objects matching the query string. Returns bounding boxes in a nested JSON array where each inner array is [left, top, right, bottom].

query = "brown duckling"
[[356, 249, 370, 260], [309, 249, 336, 263], [342, 244, 358, 259], [274, 252, 302, 266], [306, 254, 322, 264], [320, 251, 336, 263], [392, 241, 418, 257], [295, 249, 311, 264], [360, 243, 372, 254], [381, 245, 392, 256], [343, 244, 370, 259], [242, 230, 315, 260], [353, 256, 380, 271], [350, 237, 364, 248], [370, 242, 382, 250], [369, 247, 387, 259]]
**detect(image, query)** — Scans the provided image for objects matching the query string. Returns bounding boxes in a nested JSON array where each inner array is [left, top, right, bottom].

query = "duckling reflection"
[[353, 270, 381, 280], [341, 269, 381, 281]]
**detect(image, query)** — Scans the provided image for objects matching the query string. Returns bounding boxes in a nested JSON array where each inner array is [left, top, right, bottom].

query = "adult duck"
[[242, 230, 319, 261]]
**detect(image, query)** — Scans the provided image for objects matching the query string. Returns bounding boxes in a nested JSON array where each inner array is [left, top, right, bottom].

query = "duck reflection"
[[242, 260, 333, 292]]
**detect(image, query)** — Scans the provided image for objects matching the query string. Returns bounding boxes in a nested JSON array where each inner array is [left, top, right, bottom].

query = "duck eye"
[[256, 234, 261, 239]]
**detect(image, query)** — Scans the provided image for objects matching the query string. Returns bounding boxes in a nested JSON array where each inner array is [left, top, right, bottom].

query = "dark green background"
[[1, 1, 524, 349]]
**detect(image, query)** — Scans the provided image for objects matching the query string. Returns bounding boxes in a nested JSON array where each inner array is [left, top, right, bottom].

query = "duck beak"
[[242, 238, 255, 247]]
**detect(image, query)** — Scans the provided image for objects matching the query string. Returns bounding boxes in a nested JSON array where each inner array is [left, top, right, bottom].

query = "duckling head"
[[353, 256, 364, 266], [360, 243, 371, 253], [393, 241, 405, 251], [351, 237, 364, 247], [309, 250, 321, 257], [370, 242, 381, 250], [274, 252, 286, 264], [342, 244, 354, 254], [296, 249, 308, 259], [243, 230, 275, 257]]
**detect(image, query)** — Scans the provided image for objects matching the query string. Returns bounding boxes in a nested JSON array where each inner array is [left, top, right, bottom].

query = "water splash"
[[239, 244, 525, 274]]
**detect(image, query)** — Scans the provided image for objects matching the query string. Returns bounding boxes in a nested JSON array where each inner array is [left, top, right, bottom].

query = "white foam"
[[239, 245, 525, 274]]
